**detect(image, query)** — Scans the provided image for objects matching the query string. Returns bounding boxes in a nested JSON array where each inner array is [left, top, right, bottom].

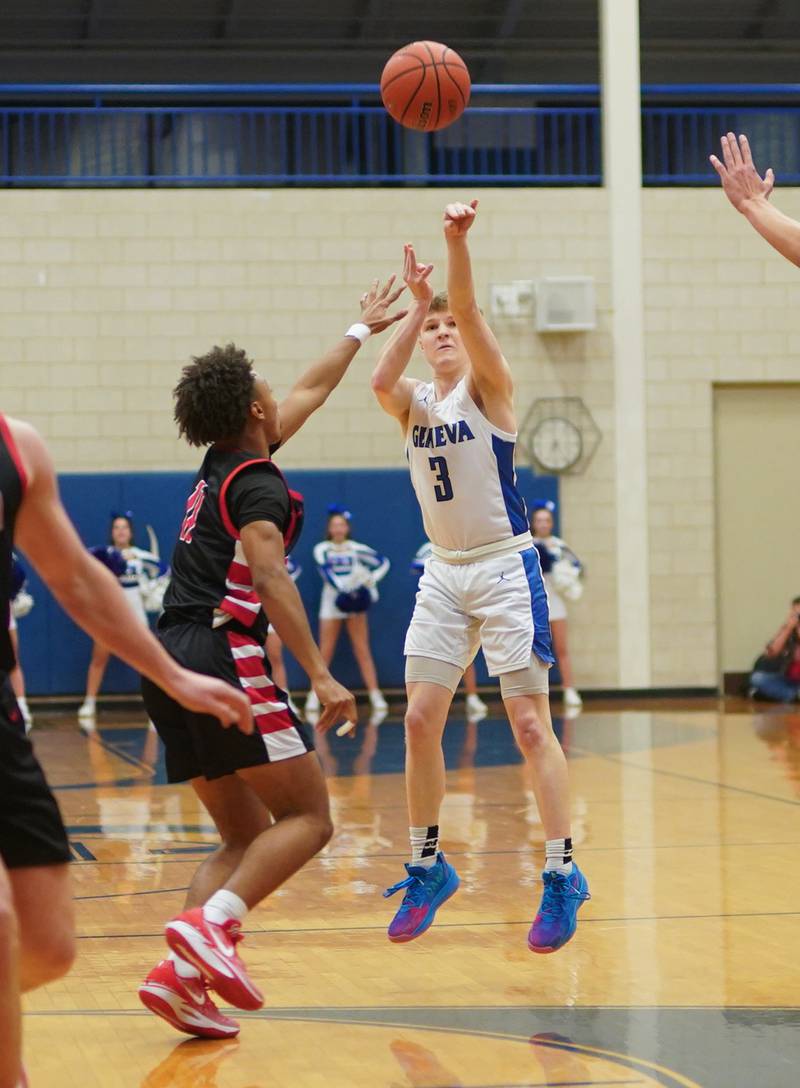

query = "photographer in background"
[[749, 597, 800, 703]]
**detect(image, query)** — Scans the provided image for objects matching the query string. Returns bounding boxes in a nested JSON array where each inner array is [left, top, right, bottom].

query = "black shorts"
[[142, 622, 314, 783], [0, 678, 71, 870]]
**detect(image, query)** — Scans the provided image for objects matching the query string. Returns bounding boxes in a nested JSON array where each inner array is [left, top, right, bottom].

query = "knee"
[[512, 711, 552, 758], [308, 811, 334, 853], [46, 930, 76, 981], [0, 896, 19, 952], [404, 705, 435, 749], [22, 927, 75, 989]]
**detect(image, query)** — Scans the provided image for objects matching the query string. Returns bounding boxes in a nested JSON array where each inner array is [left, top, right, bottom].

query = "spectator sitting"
[[749, 597, 800, 703]]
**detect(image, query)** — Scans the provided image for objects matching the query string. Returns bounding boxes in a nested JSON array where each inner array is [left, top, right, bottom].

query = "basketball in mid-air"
[[380, 41, 470, 132]]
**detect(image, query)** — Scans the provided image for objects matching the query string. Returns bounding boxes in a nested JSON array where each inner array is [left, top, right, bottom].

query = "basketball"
[[380, 41, 470, 132]]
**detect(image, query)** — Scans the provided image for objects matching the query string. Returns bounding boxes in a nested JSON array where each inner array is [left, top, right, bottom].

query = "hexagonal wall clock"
[[519, 397, 601, 475]]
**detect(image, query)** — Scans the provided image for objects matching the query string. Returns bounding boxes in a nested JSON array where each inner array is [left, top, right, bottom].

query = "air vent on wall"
[[535, 276, 596, 332]]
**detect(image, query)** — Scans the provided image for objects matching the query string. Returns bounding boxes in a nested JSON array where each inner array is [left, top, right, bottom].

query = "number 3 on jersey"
[[428, 456, 454, 502]]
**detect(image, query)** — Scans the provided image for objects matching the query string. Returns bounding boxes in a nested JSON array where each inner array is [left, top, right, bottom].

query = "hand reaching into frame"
[[443, 198, 479, 239], [402, 243, 434, 302], [358, 276, 407, 334], [710, 133, 775, 213]]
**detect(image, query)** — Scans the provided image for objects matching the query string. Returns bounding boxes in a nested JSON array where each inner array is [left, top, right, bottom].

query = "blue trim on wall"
[[17, 467, 558, 695]]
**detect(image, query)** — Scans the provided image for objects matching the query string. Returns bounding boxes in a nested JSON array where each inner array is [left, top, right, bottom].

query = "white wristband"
[[344, 322, 371, 345]]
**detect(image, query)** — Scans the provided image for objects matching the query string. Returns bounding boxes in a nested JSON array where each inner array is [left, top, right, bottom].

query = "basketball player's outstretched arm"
[[710, 133, 800, 267], [371, 244, 433, 425], [10, 419, 253, 734], [241, 519, 357, 732], [277, 277, 407, 446], [443, 201, 515, 431]]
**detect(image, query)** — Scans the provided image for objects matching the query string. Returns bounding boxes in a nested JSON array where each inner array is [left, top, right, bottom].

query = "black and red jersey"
[[162, 446, 304, 643], [0, 416, 27, 672]]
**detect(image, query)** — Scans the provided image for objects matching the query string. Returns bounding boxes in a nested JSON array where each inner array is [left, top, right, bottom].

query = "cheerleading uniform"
[[313, 539, 390, 621]]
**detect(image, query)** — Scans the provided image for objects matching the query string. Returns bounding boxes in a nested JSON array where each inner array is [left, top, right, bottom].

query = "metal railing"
[[0, 83, 798, 187]]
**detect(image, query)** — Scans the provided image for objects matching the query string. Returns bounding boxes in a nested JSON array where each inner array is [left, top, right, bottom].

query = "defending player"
[[710, 132, 800, 265], [371, 202, 589, 953], [0, 414, 253, 1088], [138, 279, 406, 1039]]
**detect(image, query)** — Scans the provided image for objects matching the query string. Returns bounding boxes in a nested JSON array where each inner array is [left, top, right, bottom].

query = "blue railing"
[[0, 83, 798, 187]]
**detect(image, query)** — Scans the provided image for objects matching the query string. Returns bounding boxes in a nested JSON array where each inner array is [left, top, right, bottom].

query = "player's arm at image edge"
[[11, 423, 201, 696]]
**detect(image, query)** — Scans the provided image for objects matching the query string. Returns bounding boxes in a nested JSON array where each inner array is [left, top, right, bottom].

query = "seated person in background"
[[749, 597, 800, 703]]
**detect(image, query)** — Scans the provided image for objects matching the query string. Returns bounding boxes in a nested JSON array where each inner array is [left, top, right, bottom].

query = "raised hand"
[[402, 243, 434, 302], [709, 133, 775, 212], [443, 199, 479, 239], [359, 276, 408, 334]]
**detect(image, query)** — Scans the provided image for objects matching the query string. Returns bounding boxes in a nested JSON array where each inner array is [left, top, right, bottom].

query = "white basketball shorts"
[[404, 546, 554, 677]]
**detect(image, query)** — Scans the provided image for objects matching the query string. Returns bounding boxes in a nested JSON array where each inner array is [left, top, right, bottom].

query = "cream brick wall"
[[644, 189, 800, 686], [2, 186, 794, 688]]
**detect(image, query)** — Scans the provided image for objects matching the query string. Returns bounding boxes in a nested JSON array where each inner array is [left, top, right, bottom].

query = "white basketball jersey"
[[405, 378, 529, 551]]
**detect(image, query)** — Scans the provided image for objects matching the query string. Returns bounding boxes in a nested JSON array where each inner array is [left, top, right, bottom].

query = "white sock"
[[81, 697, 95, 710], [410, 825, 439, 869], [203, 889, 248, 927], [544, 836, 574, 876], [169, 950, 201, 980]]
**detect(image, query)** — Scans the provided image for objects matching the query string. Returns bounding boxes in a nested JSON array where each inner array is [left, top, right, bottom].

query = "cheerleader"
[[531, 503, 584, 709], [411, 541, 488, 721], [305, 506, 390, 721], [78, 512, 163, 730]]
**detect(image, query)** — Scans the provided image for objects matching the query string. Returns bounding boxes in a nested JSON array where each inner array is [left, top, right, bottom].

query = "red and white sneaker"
[[164, 908, 263, 1011], [138, 958, 240, 1039]]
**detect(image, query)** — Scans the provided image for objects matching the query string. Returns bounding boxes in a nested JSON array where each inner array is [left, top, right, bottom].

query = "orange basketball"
[[380, 41, 470, 133]]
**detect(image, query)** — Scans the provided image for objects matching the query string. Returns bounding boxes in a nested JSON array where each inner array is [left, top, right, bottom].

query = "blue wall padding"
[[17, 467, 558, 695]]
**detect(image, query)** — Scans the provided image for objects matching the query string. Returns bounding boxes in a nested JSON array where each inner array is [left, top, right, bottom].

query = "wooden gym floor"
[[20, 697, 800, 1087]]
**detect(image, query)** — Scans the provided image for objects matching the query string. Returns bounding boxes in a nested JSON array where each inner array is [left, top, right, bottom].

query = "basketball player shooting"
[[371, 201, 590, 952]]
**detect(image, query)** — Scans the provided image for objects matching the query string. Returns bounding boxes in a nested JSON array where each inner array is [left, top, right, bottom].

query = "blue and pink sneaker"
[[527, 864, 590, 954], [384, 852, 460, 943]]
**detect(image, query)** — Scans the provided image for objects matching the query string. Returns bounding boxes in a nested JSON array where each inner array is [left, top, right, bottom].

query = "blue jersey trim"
[[491, 434, 529, 536], [521, 547, 555, 665]]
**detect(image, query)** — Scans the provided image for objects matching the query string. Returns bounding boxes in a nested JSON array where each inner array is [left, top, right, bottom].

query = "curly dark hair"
[[173, 344, 256, 446]]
